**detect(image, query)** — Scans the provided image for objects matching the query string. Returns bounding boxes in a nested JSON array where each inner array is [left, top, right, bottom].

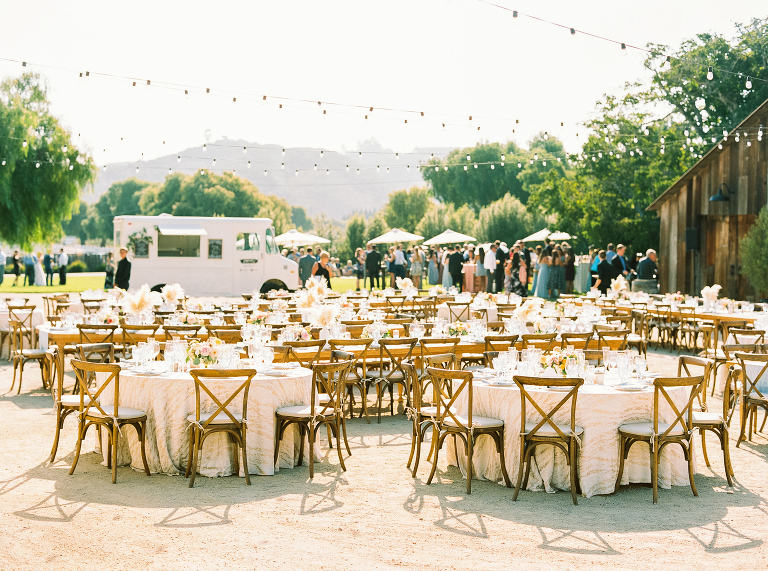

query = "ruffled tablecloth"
[[445, 380, 693, 498], [0, 308, 46, 358], [94, 367, 313, 477]]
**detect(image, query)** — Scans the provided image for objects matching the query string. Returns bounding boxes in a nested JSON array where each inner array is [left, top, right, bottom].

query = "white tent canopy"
[[275, 229, 330, 247], [521, 228, 550, 242], [548, 231, 573, 240], [422, 229, 477, 246], [368, 228, 423, 244]]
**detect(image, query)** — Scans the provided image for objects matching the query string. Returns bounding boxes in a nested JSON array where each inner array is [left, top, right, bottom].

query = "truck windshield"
[[236, 232, 260, 251]]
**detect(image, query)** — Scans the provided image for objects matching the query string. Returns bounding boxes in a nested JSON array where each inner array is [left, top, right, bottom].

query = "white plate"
[[486, 380, 514, 386], [129, 369, 164, 376], [546, 386, 573, 391], [613, 385, 647, 392]]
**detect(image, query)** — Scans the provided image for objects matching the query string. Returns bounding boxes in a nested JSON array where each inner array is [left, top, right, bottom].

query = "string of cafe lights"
[[475, 0, 768, 88]]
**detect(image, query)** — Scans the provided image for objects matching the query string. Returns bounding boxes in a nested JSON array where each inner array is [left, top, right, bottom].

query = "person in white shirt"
[[58, 249, 68, 285], [484, 244, 497, 293], [0, 250, 5, 287], [393, 244, 406, 279]]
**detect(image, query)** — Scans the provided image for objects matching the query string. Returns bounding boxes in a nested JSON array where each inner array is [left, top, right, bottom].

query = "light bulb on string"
[[517, 162, 522, 168], [396, 153, 399, 160], [102, 165, 106, 172], [746, 76, 753, 89], [435, 166, 439, 172], [377, 166, 380, 172], [684, 130, 689, 136], [598, 152, 603, 158], [592, 157, 597, 162], [542, 161, 546, 166], [644, 127, 650, 135], [406, 165, 410, 171], [735, 135, 740, 142], [281, 162, 285, 169], [718, 144, 723, 149], [529, 159, 533, 165], [320, 151, 324, 158], [557, 157, 562, 162], [62, 145, 67, 153], [473, 163, 478, 169], [68, 164, 73, 171], [282, 149, 285, 156], [386, 167, 390, 174], [243, 147, 247, 154], [314, 164, 318, 171], [203, 144, 207, 152], [501, 153, 505, 161], [444, 165, 448, 170], [707, 66, 714, 80], [711, 136, 717, 143], [326, 169, 330, 175], [356, 168, 360, 175], [177, 156, 181, 163], [534, 153, 538, 160], [184, 90, 189, 99], [660, 137, 665, 144], [136, 166, 139, 173], [168, 168, 172, 174], [264, 169, 268, 176], [633, 137, 638, 143], [247, 161, 251, 168], [491, 164, 495, 170], [466, 154, 471, 161], [22, 139, 27, 147], [464, 165, 468, 171], [747, 141, 752, 147], [295, 170, 299, 176], [212, 159, 216, 166]]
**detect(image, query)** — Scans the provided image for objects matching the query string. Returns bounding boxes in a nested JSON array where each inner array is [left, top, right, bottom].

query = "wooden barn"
[[647, 98, 768, 300]]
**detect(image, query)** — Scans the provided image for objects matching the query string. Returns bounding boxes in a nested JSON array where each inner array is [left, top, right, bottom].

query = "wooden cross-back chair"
[[121, 324, 160, 358], [729, 328, 765, 345], [403, 321, 434, 337], [714, 343, 768, 396], [163, 324, 202, 340], [371, 337, 418, 423], [82, 302, 102, 315], [512, 375, 584, 505], [734, 352, 768, 448], [77, 323, 118, 346], [206, 325, 243, 344], [521, 333, 557, 352], [677, 355, 733, 486], [583, 349, 605, 366], [419, 337, 460, 379], [560, 332, 593, 350], [328, 338, 374, 423], [9, 320, 50, 395], [595, 329, 630, 350], [486, 321, 505, 333], [283, 339, 327, 368], [414, 298, 437, 320], [446, 302, 471, 322], [615, 375, 705, 503], [185, 368, 258, 487], [386, 296, 407, 313], [676, 307, 702, 352], [484, 334, 518, 354], [274, 360, 353, 478], [8, 304, 36, 349], [68, 359, 151, 484], [423, 367, 511, 494]]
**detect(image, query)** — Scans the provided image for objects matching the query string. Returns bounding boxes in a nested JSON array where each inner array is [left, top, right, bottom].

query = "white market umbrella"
[[275, 229, 330, 247], [368, 228, 423, 244], [548, 231, 573, 241], [423, 229, 477, 246], [521, 228, 550, 242]]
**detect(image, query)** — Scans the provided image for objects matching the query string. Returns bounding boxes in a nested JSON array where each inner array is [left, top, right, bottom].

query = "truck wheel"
[[260, 279, 287, 294], [151, 284, 166, 293]]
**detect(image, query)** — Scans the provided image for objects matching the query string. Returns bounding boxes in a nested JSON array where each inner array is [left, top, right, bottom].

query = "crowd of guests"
[[283, 238, 659, 299], [0, 249, 71, 287]]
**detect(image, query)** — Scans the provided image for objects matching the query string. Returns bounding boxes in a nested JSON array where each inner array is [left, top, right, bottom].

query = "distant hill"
[[86, 139, 452, 218]]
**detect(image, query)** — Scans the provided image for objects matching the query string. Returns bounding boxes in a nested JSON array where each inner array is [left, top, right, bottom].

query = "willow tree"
[[0, 73, 95, 247]]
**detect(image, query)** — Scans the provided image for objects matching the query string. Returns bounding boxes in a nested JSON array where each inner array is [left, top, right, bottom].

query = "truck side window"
[[265, 228, 278, 254], [236, 232, 260, 251]]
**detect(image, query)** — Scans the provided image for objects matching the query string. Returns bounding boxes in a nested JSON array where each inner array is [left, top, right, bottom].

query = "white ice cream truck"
[[112, 215, 299, 296]]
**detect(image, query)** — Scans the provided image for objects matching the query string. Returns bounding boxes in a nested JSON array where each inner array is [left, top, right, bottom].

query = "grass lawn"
[[0, 273, 106, 294]]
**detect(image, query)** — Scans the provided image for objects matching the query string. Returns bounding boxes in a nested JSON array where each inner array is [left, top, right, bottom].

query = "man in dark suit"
[[610, 243, 630, 280], [594, 250, 613, 295], [114, 247, 132, 290], [365, 244, 381, 289], [448, 245, 465, 292], [298, 247, 316, 287], [494, 241, 508, 293]]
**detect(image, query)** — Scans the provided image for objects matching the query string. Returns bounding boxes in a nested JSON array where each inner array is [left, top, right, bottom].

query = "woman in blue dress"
[[441, 248, 453, 288], [534, 248, 551, 298], [474, 246, 487, 293], [427, 248, 439, 285]]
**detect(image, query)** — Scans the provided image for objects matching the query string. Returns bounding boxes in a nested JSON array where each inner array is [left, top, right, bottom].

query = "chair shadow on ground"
[[404, 461, 766, 555]]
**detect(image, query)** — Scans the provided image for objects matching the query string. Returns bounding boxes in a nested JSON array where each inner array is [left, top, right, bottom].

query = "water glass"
[[634, 356, 647, 383], [565, 356, 579, 377]]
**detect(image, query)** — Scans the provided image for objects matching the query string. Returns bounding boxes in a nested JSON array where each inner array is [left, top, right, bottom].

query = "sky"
[[0, 0, 765, 169]]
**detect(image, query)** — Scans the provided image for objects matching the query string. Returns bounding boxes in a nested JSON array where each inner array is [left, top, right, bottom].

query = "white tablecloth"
[[437, 303, 498, 323], [94, 366, 313, 477], [445, 379, 693, 498], [0, 308, 46, 358]]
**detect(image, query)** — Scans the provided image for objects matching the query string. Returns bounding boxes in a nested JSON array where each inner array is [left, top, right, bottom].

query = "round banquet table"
[[94, 365, 313, 478], [445, 378, 693, 498]]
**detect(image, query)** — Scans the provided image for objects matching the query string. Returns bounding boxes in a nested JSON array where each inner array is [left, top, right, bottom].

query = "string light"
[[346, 164, 349, 171], [320, 150, 324, 158], [326, 169, 330, 175], [314, 164, 317, 171], [203, 144, 207, 152], [491, 164, 495, 169], [746, 76, 753, 90], [282, 149, 285, 156], [466, 154, 471, 161], [22, 139, 27, 147], [136, 166, 139, 173], [177, 155, 181, 163], [1, 159, 5, 166], [707, 66, 714, 81], [501, 153, 505, 161], [282, 162, 285, 169], [464, 165, 468, 171], [243, 147, 247, 154], [68, 164, 73, 170], [247, 161, 251, 168], [295, 169, 298, 176]]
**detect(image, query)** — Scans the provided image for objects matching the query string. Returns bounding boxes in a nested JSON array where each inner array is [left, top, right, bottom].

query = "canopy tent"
[[520, 228, 550, 242], [548, 231, 573, 241], [422, 229, 477, 246], [368, 228, 423, 244], [275, 229, 330, 247]]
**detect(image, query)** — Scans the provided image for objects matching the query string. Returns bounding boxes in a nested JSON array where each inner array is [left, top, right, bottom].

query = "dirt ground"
[[0, 322, 767, 569]]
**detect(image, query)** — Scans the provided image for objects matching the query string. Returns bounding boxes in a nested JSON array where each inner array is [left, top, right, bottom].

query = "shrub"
[[741, 206, 768, 295], [67, 260, 88, 273]]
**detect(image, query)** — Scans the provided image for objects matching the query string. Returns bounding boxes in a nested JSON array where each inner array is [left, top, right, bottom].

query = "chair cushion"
[[21, 349, 47, 357], [444, 415, 503, 428], [60, 394, 91, 407], [524, 422, 584, 436], [419, 405, 458, 416], [89, 406, 146, 420], [618, 421, 685, 437], [276, 405, 334, 417], [692, 411, 724, 425], [626, 334, 644, 342], [186, 411, 242, 424]]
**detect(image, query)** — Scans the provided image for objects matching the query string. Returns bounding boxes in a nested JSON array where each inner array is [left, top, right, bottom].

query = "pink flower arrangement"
[[540, 347, 578, 374], [187, 338, 224, 367]]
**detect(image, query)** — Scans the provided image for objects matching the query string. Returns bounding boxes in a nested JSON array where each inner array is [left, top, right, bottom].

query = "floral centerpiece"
[[701, 284, 721, 310], [307, 276, 330, 296], [369, 289, 385, 300], [395, 277, 414, 290], [541, 347, 578, 375], [475, 292, 497, 304], [296, 289, 320, 309], [122, 284, 162, 315], [428, 285, 447, 296], [312, 304, 340, 329], [268, 289, 291, 298], [362, 324, 392, 339], [247, 311, 269, 326], [180, 312, 203, 325], [664, 292, 685, 303], [610, 275, 629, 299], [101, 311, 119, 325], [270, 299, 289, 311], [186, 338, 224, 367], [448, 321, 470, 337], [514, 298, 543, 322]]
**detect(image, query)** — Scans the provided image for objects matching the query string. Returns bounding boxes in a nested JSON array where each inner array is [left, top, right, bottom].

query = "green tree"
[[61, 201, 89, 244], [0, 73, 95, 247], [85, 178, 153, 243], [383, 186, 431, 233], [475, 193, 538, 244], [421, 141, 530, 210], [364, 214, 388, 244], [345, 214, 366, 253], [740, 206, 768, 295], [415, 202, 478, 240], [517, 134, 569, 197], [291, 206, 313, 231], [645, 18, 768, 141]]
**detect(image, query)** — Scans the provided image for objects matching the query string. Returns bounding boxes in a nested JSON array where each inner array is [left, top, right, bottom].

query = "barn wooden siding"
[[648, 100, 768, 300]]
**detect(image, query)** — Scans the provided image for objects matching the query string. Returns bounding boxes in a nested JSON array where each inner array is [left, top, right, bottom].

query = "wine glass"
[[634, 356, 647, 383], [565, 356, 579, 377]]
